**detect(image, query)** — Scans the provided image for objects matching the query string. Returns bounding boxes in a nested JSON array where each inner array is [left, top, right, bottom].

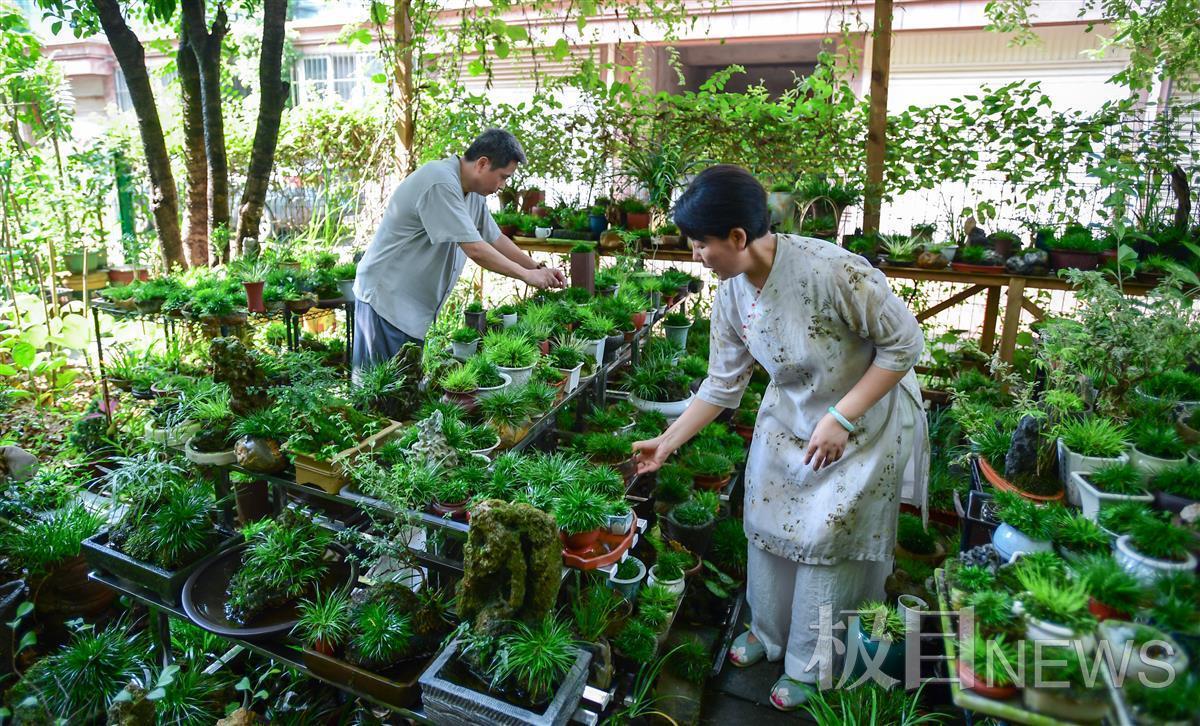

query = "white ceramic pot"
[[184, 439, 237, 466], [1097, 620, 1189, 682], [535, 227, 552, 239], [501, 313, 518, 328], [1128, 446, 1185, 480], [992, 522, 1053, 562], [144, 420, 200, 448], [338, 279, 356, 300], [1070, 471, 1154, 521], [497, 364, 533, 388], [897, 594, 928, 633], [646, 564, 685, 597], [476, 372, 513, 400], [451, 339, 479, 360], [629, 392, 694, 420], [1114, 534, 1198, 585], [1019, 606, 1097, 655], [607, 556, 646, 601], [605, 508, 634, 535], [1021, 686, 1109, 723], [1058, 438, 1129, 506], [471, 437, 501, 459], [585, 337, 605, 366], [942, 245, 959, 262], [557, 363, 582, 392]]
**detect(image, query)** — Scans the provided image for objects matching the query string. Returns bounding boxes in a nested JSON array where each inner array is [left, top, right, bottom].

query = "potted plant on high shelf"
[[1046, 224, 1102, 271], [880, 235, 920, 267], [987, 230, 1021, 259], [333, 261, 357, 301], [570, 242, 597, 294], [548, 345, 585, 393], [620, 198, 651, 230], [184, 384, 239, 466], [952, 244, 1006, 273], [578, 313, 616, 366]]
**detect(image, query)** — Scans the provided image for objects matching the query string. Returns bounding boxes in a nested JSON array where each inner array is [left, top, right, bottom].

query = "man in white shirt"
[[352, 129, 565, 370]]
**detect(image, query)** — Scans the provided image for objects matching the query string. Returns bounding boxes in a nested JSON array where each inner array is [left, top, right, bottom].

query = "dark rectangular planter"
[[570, 251, 596, 295], [303, 648, 429, 709], [419, 637, 591, 726], [82, 529, 239, 606]]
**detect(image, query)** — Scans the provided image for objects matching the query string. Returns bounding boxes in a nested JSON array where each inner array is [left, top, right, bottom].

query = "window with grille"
[[292, 53, 379, 105]]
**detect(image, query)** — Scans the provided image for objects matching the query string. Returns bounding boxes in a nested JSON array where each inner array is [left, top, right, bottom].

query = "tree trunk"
[[393, 0, 416, 175], [181, 0, 230, 261], [89, 0, 184, 270], [234, 0, 289, 251], [862, 0, 894, 234], [1170, 164, 1191, 230], [179, 33, 208, 268]]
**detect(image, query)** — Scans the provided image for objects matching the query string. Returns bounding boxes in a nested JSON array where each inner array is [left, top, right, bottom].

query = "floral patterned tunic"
[[696, 234, 929, 564]]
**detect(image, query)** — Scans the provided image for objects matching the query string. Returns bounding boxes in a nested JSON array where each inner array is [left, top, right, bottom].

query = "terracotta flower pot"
[[958, 658, 1019, 700], [976, 456, 1064, 503], [625, 212, 650, 230], [243, 281, 266, 313], [1048, 249, 1100, 271], [693, 473, 731, 491], [563, 529, 601, 552], [1087, 596, 1128, 622]]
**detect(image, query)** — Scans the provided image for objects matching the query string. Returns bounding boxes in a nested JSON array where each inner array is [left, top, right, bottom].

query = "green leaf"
[[369, 1, 388, 25], [18, 630, 36, 653], [235, 677, 251, 691], [494, 40, 510, 59], [11, 340, 34, 369], [704, 580, 730, 599], [467, 58, 485, 76], [550, 38, 570, 61], [0, 364, 14, 377], [113, 689, 134, 704], [348, 28, 371, 45], [370, 72, 387, 84], [505, 24, 528, 42], [16, 602, 33, 618], [146, 688, 167, 700]]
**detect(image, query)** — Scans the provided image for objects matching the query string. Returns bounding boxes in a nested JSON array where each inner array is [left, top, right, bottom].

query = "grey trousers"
[[351, 299, 423, 373]]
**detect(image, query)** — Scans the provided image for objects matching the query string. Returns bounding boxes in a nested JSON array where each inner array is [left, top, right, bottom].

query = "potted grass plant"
[[1128, 419, 1188, 478], [646, 550, 689, 596], [855, 600, 908, 681], [555, 484, 608, 552], [1114, 514, 1197, 584], [957, 631, 1020, 700], [1014, 567, 1096, 653], [607, 556, 647, 602], [991, 491, 1057, 562], [440, 365, 481, 413], [467, 357, 512, 400], [1137, 370, 1200, 409], [1075, 553, 1144, 622], [483, 330, 539, 387], [683, 450, 734, 491], [1020, 644, 1108, 722], [662, 491, 719, 557], [479, 386, 536, 448], [450, 327, 481, 359], [895, 512, 946, 565], [1147, 461, 1200, 513], [1049, 509, 1110, 561], [661, 312, 692, 349], [548, 345, 585, 393], [1070, 462, 1153, 520], [625, 355, 694, 419], [1056, 417, 1129, 504]]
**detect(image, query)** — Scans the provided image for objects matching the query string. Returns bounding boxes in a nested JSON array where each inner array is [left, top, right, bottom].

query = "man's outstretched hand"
[[523, 267, 567, 289]]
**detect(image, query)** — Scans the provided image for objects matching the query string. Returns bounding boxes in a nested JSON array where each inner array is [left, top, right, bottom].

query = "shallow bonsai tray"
[[82, 528, 240, 607], [560, 514, 639, 570], [303, 648, 431, 710], [180, 540, 357, 640], [292, 419, 404, 493], [949, 262, 1007, 275]]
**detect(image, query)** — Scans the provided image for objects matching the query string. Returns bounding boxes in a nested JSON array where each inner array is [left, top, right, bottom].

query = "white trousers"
[[747, 546, 892, 683]]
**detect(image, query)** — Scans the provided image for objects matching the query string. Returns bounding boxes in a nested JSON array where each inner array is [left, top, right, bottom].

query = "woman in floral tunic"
[[633, 165, 928, 710]]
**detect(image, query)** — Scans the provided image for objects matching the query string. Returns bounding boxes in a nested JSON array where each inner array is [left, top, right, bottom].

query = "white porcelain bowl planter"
[[450, 339, 479, 360], [1114, 534, 1198, 585], [991, 522, 1053, 563], [184, 439, 237, 466], [1128, 445, 1186, 480], [1098, 621, 1189, 682], [646, 564, 686, 596], [475, 372, 512, 400], [1069, 471, 1154, 522], [629, 392, 694, 421], [144, 420, 200, 448], [1058, 438, 1129, 507], [1015, 601, 1097, 655], [497, 364, 533, 388]]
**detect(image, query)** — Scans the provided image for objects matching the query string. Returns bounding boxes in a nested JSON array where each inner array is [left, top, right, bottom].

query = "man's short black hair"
[[673, 164, 770, 243], [464, 129, 526, 169]]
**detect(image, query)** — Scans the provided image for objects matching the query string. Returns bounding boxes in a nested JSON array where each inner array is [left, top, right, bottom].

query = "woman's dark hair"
[[465, 128, 526, 169], [673, 164, 770, 243]]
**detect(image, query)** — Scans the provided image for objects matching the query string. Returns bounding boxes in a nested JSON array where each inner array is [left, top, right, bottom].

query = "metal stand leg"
[[92, 307, 112, 424], [149, 606, 173, 668]]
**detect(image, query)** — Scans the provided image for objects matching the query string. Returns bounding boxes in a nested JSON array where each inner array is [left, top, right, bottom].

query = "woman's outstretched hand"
[[632, 436, 676, 474], [805, 413, 850, 471]]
